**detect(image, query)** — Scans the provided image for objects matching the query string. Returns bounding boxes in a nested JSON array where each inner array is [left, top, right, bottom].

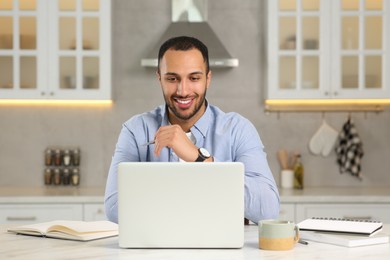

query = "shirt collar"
[[191, 100, 210, 139]]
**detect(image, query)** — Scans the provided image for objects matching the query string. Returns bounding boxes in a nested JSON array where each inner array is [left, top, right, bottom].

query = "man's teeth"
[[176, 99, 191, 104]]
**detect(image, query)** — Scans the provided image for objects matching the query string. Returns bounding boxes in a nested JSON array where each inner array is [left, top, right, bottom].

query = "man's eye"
[[166, 77, 177, 82], [190, 77, 200, 81]]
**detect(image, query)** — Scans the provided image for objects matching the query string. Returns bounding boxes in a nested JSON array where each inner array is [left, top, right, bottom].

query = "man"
[[105, 36, 279, 224]]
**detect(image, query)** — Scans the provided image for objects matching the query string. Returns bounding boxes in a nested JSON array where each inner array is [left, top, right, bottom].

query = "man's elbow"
[[104, 198, 118, 223]]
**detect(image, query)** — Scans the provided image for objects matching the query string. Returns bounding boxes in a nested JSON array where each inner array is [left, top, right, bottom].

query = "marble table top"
[[1, 224, 390, 260]]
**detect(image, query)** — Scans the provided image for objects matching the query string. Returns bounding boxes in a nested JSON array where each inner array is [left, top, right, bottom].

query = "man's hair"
[[157, 36, 210, 74]]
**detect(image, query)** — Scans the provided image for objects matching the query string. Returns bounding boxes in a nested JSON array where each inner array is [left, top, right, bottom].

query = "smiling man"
[[104, 36, 280, 224]]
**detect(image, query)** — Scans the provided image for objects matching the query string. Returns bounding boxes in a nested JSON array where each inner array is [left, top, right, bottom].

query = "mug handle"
[[293, 225, 300, 244]]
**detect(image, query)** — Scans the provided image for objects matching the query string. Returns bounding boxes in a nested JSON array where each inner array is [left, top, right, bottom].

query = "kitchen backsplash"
[[0, 0, 389, 187]]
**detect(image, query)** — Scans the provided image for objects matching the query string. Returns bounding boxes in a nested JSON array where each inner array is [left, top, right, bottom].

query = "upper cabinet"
[[0, 0, 111, 100], [267, 0, 390, 100]]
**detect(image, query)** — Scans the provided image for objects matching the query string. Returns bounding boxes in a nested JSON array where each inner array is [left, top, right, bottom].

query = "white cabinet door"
[[83, 203, 106, 221], [296, 203, 390, 223], [0, 0, 111, 101], [0, 204, 83, 224], [267, 0, 390, 100], [279, 203, 295, 222]]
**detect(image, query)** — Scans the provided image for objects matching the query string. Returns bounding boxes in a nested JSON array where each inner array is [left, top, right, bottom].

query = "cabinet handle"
[[324, 91, 329, 96], [41, 92, 45, 96], [343, 216, 372, 221], [7, 216, 37, 221], [333, 91, 338, 96], [49, 92, 54, 96]]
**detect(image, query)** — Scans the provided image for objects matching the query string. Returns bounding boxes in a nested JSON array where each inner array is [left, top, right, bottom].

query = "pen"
[[142, 140, 155, 146], [298, 239, 309, 245]]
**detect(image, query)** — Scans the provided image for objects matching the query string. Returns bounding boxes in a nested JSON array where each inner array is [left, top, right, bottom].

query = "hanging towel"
[[335, 118, 364, 180], [309, 120, 339, 157]]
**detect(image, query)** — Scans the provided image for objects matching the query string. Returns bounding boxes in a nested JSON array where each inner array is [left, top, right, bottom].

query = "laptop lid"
[[118, 162, 244, 248]]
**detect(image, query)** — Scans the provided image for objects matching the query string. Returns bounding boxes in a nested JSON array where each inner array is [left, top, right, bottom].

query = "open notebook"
[[7, 220, 118, 241]]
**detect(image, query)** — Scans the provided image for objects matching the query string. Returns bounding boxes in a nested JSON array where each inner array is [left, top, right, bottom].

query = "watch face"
[[200, 148, 210, 157]]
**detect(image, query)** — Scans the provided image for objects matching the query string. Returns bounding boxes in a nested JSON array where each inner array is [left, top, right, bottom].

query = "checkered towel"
[[335, 118, 364, 180]]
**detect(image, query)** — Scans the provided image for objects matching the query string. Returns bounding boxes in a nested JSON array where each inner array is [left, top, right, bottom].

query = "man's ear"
[[206, 70, 212, 89], [156, 70, 161, 81]]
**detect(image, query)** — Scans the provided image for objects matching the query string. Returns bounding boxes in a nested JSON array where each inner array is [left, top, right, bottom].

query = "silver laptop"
[[118, 162, 244, 248]]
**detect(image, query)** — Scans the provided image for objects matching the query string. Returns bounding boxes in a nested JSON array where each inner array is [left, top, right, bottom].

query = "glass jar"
[[62, 168, 71, 185], [44, 168, 52, 185], [72, 148, 80, 166], [53, 168, 62, 185], [71, 168, 80, 186], [63, 149, 71, 166], [54, 149, 62, 166], [45, 148, 53, 166]]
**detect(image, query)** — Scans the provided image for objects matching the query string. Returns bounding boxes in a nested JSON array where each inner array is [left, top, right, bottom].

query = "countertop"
[[1, 224, 390, 260], [279, 187, 390, 203], [1, 186, 390, 204], [0, 187, 105, 203]]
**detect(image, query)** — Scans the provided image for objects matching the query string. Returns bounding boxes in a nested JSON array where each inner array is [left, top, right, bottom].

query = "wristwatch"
[[195, 148, 211, 162]]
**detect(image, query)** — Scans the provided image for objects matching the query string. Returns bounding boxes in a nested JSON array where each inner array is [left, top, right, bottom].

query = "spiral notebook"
[[298, 217, 383, 236]]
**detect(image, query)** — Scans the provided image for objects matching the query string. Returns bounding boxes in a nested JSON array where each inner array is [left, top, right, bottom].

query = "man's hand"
[[153, 125, 198, 161]]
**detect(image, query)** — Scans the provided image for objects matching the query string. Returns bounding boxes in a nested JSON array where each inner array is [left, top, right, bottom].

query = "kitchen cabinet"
[[267, 0, 390, 100], [0, 0, 111, 100], [278, 203, 295, 221], [295, 203, 390, 223], [0, 204, 83, 224], [280, 202, 390, 223], [83, 203, 106, 221], [0, 203, 106, 224]]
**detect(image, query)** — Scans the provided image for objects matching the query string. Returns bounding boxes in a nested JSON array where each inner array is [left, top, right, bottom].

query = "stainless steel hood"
[[141, 0, 239, 68]]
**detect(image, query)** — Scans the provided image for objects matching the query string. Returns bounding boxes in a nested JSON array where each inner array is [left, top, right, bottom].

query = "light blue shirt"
[[104, 103, 280, 224]]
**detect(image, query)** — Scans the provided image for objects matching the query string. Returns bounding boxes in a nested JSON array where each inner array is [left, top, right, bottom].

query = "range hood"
[[141, 0, 239, 68]]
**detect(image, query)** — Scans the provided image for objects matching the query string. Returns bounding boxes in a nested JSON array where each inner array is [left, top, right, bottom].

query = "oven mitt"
[[309, 120, 339, 157], [335, 118, 364, 180]]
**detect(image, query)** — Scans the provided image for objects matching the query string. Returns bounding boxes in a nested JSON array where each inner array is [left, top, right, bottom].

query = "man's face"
[[158, 48, 211, 123]]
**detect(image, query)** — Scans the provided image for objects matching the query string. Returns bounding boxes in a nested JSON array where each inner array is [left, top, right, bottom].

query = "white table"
[[1, 225, 389, 260]]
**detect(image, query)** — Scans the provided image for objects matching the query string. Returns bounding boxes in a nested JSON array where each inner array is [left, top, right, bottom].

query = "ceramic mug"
[[258, 220, 299, 250]]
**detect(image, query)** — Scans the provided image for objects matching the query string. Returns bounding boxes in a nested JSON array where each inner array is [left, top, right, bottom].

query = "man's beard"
[[165, 91, 207, 121]]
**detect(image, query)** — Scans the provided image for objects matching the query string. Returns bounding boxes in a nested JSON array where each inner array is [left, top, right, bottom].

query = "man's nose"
[[177, 79, 190, 96]]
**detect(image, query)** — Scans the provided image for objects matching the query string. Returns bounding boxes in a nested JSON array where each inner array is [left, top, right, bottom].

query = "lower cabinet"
[[278, 203, 295, 221], [280, 203, 390, 223], [0, 204, 83, 224], [0, 203, 106, 224], [295, 203, 390, 223], [83, 203, 107, 221]]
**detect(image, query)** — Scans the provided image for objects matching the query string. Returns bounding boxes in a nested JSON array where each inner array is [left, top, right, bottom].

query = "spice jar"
[[54, 149, 62, 166], [53, 168, 62, 185], [44, 168, 52, 185], [71, 168, 80, 186], [45, 149, 53, 166], [62, 168, 71, 185], [63, 149, 71, 166], [72, 148, 80, 166]]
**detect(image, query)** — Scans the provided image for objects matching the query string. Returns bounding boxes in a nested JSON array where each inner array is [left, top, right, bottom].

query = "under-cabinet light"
[[264, 99, 390, 112], [0, 100, 113, 106], [265, 99, 390, 106]]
